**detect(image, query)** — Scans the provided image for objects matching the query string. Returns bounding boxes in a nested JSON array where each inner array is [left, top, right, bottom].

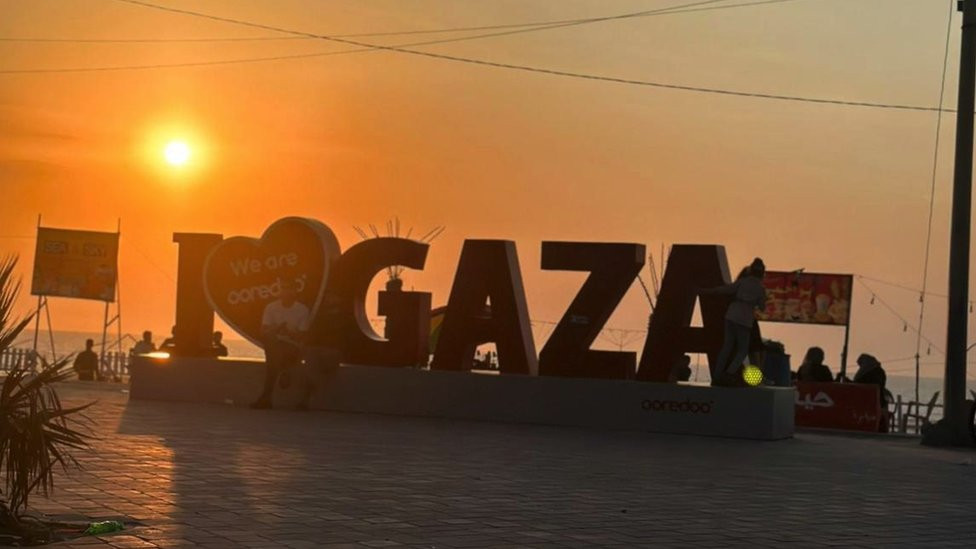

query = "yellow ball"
[[742, 365, 764, 387]]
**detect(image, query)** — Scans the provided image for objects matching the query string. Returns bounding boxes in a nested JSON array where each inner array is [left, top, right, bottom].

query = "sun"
[[163, 140, 191, 167]]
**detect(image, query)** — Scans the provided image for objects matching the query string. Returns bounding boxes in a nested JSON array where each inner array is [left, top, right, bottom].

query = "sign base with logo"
[[129, 356, 795, 440]]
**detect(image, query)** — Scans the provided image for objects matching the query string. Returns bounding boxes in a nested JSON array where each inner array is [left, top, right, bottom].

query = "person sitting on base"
[[796, 346, 833, 383], [130, 331, 156, 356], [73, 338, 99, 381], [668, 354, 693, 382], [700, 258, 767, 387], [251, 280, 310, 409], [159, 326, 177, 354], [212, 331, 228, 357]]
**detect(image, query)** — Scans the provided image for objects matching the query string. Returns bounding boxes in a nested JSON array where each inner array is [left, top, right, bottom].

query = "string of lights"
[[856, 277, 945, 357]]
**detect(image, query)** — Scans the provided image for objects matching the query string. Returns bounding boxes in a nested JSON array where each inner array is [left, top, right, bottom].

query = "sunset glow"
[[163, 141, 191, 167]]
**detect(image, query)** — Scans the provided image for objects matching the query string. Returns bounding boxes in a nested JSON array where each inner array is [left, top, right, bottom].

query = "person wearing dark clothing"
[[796, 346, 834, 383], [853, 353, 887, 405], [130, 331, 156, 356], [668, 354, 693, 382], [159, 326, 177, 353], [73, 339, 99, 381], [212, 331, 229, 357], [700, 258, 767, 387]]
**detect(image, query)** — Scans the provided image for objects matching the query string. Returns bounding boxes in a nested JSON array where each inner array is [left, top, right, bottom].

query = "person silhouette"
[[251, 280, 310, 409], [73, 338, 99, 381], [700, 258, 767, 387]]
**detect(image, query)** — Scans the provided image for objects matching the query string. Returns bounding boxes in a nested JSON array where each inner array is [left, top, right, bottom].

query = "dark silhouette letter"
[[636, 244, 758, 382], [430, 240, 537, 375], [539, 242, 645, 379], [173, 233, 223, 356], [322, 237, 430, 366]]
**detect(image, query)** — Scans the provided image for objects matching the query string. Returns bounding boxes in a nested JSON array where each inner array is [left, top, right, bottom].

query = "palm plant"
[[0, 257, 90, 540]]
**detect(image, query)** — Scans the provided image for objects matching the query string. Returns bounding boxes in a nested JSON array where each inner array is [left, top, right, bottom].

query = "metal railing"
[[0, 347, 130, 380], [888, 390, 976, 435]]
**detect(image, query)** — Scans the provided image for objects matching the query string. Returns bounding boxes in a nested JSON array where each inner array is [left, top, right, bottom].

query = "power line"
[[0, 0, 808, 44], [84, 0, 949, 113], [914, 0, 956, 407], [0, 0, 752, 74], [3, 0, 947, 114]]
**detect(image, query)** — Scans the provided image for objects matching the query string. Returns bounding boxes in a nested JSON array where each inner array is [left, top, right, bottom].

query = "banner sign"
[[794, 381, 881, 432], [31, 227, 120, 302], [756, 271, 853, 326]]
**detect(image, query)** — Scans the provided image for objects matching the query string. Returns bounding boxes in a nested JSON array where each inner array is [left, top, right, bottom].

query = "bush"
[[0, 257, 91, 542]]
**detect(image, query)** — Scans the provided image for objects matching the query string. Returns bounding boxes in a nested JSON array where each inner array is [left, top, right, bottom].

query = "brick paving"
[[23, 382, 976, 548]]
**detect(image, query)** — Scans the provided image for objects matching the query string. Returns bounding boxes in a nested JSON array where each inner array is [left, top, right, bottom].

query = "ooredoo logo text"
[[641, 398, 714, 414]]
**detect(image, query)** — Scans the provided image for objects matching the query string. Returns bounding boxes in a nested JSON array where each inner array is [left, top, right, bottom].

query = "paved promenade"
[[29, 383, 976, 548]]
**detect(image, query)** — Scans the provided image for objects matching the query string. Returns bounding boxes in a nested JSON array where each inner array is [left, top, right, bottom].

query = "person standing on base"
[[251, 280, 310, 409], [700, 258, 767, 387]]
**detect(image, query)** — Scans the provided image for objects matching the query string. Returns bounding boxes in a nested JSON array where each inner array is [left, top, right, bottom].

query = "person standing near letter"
[[700, 258, 767, 387], [251, 280, 310, 409]]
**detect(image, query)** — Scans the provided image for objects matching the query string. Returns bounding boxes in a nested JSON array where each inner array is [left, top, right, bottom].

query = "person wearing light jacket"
[[701, 258, 767, 387]]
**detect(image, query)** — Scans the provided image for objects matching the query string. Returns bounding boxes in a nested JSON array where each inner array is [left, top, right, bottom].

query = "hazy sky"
[[0, 0, 971, 379]]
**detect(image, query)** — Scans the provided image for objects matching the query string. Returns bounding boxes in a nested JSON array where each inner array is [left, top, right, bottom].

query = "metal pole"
[[100, 300, 109, 379], [840, 322, 850, 379], [44, 298, 56, 361], [30, 295, 42, 367], [929, 0, 976, 446]]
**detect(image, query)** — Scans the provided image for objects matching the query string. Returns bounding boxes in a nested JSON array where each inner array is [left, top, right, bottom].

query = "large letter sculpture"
[[539, 242, 645, 379], [430, 240, 537, 375], [202, 217, 341, 346], [172, 233, 223, 356], [320, 237, 431, 366], [636, 244, 760, 382]]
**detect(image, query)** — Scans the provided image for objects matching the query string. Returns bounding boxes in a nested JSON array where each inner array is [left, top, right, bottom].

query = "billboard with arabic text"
[[31, 227, 119, 302], [756, 271, 852, 326]]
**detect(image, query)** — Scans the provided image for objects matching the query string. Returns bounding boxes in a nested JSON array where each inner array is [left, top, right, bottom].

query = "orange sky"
[[0, 0, 972, 378]]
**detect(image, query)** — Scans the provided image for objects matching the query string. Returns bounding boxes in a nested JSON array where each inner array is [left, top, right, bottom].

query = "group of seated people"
[[130, 328, 229, 358], [794, 346, 888, 400]]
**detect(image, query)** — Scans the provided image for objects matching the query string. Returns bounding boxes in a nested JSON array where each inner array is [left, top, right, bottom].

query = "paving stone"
[[30, 382, 976, 548]]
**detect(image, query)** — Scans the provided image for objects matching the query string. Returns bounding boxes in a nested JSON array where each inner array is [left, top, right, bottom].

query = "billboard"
[[31, 227, 119, 302], [756, 271, 852, 326]]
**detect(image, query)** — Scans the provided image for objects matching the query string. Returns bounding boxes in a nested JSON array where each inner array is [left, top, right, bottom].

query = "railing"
[[0, 347, 130, 380], [888, 390, 976, 435]]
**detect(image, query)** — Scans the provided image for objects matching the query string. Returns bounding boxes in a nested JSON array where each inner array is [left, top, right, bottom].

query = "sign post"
[[30, 221, 121, 376]]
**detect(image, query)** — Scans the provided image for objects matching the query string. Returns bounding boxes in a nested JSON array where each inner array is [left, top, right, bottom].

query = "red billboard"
[[757, 271, 852, 326]]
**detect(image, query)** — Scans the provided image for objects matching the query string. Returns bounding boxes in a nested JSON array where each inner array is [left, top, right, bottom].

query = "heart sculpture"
[[203, 217, 341, 347]]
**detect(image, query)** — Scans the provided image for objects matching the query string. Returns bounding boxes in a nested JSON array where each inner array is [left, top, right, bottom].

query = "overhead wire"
[[914, 0, 956, 407], [0, 0, 744, 74], [1, 0, 951, 114], [74, 0, 945, 113], [0, 0, 810, 44]]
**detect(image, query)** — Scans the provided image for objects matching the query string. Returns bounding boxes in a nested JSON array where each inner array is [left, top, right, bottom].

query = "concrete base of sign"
[[128, 356, 794, 440]]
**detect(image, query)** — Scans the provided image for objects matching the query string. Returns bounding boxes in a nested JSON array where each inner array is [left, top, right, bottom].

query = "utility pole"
[[925, 0, 976, 446]]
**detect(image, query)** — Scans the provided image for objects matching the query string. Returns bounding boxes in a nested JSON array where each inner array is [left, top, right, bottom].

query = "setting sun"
[[163, 140, 191, 167]]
